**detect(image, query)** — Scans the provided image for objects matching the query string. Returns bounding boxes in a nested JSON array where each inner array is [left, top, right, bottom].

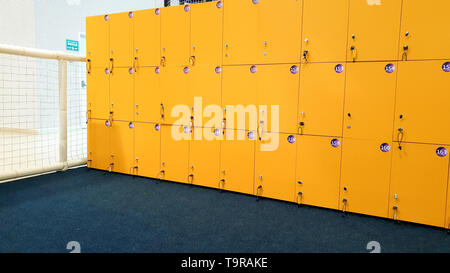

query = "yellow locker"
[[110, 121, 135, 175], [188, 127, 221, 188], [161, 5, 191, 67], [188, 66, 222, 128], [255, 133, 297, 202], [394, 61, 450, 145], [160, 124, 190, 183], [301, 0, 349, 63], [110, 68, 134, 122], [347, 0, 402, 62], [298, 63, 346, 137], [389, 143, 449, 228], [257, 64, 299, 134], [87, 68, 110, 120], [87, 119, 110, 171], [222, 65, 258, 131], [219, 129, 255, 195], [399, 0, 450, 61], [259, 0, 303, 64], [86, 14, 110, 69], [296, 136, 341, 210], [190, 1, 223, 66], [135, 67, 161, 123], [223, 0, 259, 65], [160, 66, 190, 126], [344, 62, 397, 140], [109, 12, 134, 68], [340, 139, 392, 218], [134, 122, 161, 178], [134, 8, 161, 67]]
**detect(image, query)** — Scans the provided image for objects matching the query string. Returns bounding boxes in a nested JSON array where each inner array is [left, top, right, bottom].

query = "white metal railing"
[[0, 44, 87, 182]]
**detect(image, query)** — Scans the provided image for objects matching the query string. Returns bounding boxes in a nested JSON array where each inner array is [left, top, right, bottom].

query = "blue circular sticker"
[[248, 131, 255, 140], [129, 122, 134, 129], [287, 135, 296, 144], [215, 66, 222, 74], [252, 0, 259, 4], [184, 5, 190, 12], [436, 147, 448, 157], [105, 120, 111, 127], [385, 63, 395, 74], [214, 129, 221, 136], [183, 126, 190, 134], [104, 15, 109, 21], [155, 124, 161, 131], [105, 68, 110, 74], [128, 12, 133, 18], [335, 64, 344, 73], [331, 139, 340, 148], [129, 68, 134, 74], [290, 65, 299, 74], [155, 67, 160, 74], [183, 67, 189, 74], [155, 8, 160, 15], [250, 65, 257, 74], [217, 1, 223, 8], [443, 62, 450, 72], [380, 143, 391, 153]]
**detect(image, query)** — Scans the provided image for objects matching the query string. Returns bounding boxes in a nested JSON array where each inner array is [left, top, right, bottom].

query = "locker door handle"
[[188, 174, 194, 184], [133, 57, 139, 72], [160, 104, 165, 121], [108, 163, 114, 172], [159, 170, 165, 178], [160, 56, 166, 67], [342, 198, 348, 216], [109, 58, 114, 73], [218, 179, 225, 192], [302, 50, 308, 63], [397, 128, 404, 150], [87, 59, 92, 74], [297, 192, 303, 207], [256, 185, 263, 201], [350, 46, 357, 62], [189, 56, 196, 66], [298, 122, 305, 135], [87, 159, 92, 167], [393, 206, 399, 222], [402, 45, 408, 61], [257, 125, 263, 141]]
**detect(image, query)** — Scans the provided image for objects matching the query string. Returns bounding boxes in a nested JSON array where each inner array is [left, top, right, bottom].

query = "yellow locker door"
[[134, 122, 161, 178], [340, 139, 392, 218], [394, 61, 450, 145], [399, 0, 450, 61], [109, 12, 134, 68], [255, 133, 297, 202], [189, 66, 222, 128], [135, 67, 161, 123], [87, 68, 110, 120], [110, 68, 135, 122], [134, 8, 161, 67], [222, 65, 258, 131], [347, 0, 402, 62], [86, 14, 110, 69], [160, 124, 190, 183], [259, 0, 302, 64], [161, 5, 191, 67], [298, 63, 346, 137], [301, 0, 349, 63], [87, 119, 111, 171], [190, 1, 223, 66], [257, 64, 299, 134], [223, 0, 259, 65], [188, 127, 221, 189], [160, 66, 190, 126], [344, 62, 397, 140], [110, 121, 135, 174], [389, 143, 449, 228], [296, 136, 341, 210], [219, 129, 255, 195]]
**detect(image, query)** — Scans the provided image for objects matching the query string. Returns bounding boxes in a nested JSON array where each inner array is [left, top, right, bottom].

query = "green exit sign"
[[66, 39, 79, 52]]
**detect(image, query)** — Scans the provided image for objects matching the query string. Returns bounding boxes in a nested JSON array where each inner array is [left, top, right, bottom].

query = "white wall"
[[0, 0, 36, 47]]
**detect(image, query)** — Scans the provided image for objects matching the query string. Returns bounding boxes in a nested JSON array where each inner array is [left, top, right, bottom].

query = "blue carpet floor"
[[0, 167, 448, 253]]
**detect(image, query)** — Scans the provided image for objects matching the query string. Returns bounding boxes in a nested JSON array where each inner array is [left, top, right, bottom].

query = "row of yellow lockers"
[[88, 60, 450, 145], [86, 0, 450, 69], [87, 120, 450, 229]]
